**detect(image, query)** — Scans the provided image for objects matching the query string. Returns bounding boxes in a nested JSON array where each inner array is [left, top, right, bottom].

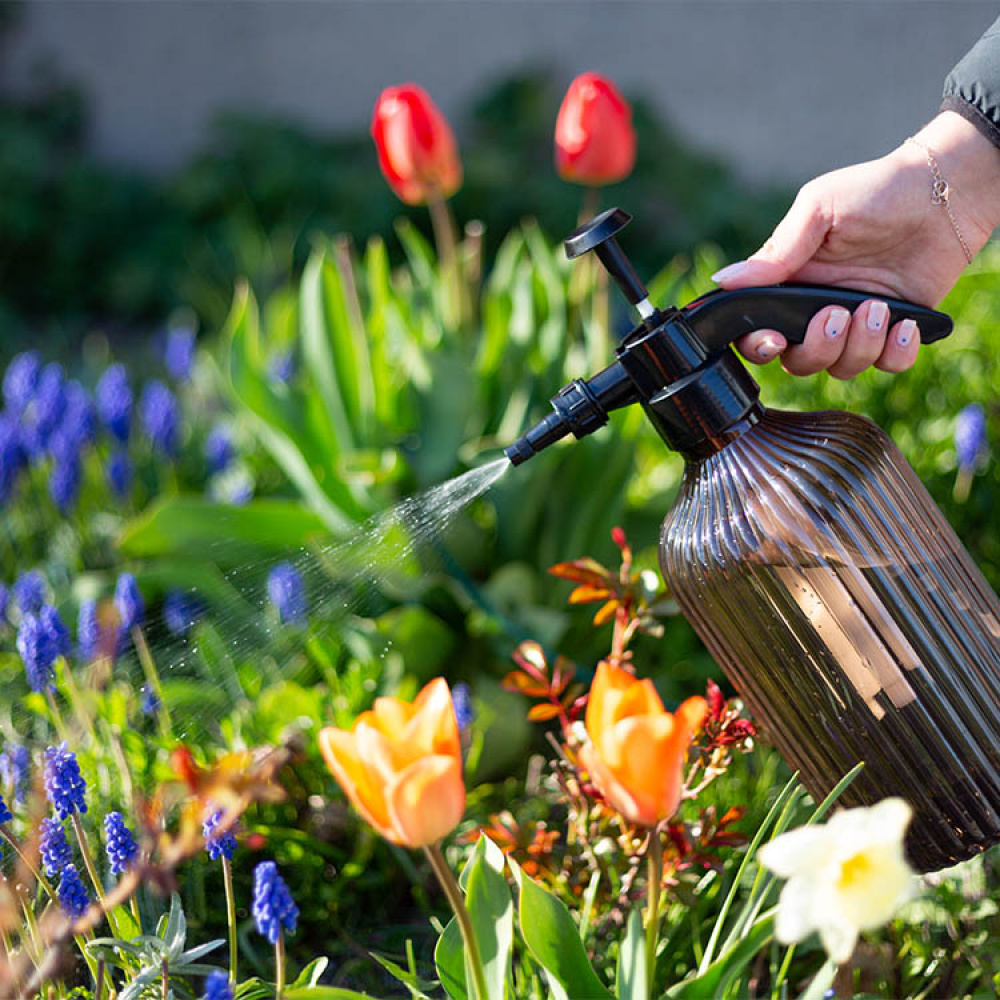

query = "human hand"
[[713, 111, 1000, 378]]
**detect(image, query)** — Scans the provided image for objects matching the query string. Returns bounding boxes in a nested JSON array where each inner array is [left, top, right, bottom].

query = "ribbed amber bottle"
[[660, 406, 1000, 872]]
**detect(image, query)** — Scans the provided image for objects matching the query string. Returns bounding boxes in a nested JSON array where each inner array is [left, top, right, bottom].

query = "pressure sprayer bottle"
[[505, 207, 1000, 873]]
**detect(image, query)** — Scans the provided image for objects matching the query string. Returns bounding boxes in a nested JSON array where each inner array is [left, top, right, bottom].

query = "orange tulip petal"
[[613, 715, 685, 822], [406, 677, 461, 759], [386, 755, 466, 848], [580, 742, 649, 826], [318, 727, 394, 839], [371, 696, 416, 737], [585, 660, 632, 753], [613, 677, 664, 724], [676, 695, 709, 733]]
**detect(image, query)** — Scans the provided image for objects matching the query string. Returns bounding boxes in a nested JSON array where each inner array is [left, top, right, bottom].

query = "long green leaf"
[[118, 496, 329, 560], [616, 906, 648, 1000], [510, 857, 613, 1000], [464, 835, 513, 1000], [435, 916, 466, 1000], [797, 959, 837, 1000]]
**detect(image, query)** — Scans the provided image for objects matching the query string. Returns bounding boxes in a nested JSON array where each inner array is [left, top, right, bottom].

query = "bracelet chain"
[[906, 136, 974, 264]]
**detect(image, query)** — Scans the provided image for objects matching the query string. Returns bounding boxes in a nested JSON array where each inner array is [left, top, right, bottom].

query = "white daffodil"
[[757, 797, 916, 964]]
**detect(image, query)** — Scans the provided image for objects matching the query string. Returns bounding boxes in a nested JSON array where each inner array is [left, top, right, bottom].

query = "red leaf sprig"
[[502, 641, 586, 737]]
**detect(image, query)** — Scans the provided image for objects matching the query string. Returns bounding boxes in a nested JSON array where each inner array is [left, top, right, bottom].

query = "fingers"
[[735, 299, 921, 377]]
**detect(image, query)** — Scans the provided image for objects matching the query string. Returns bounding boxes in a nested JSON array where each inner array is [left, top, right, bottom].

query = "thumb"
[[713, 191, 830, 288]]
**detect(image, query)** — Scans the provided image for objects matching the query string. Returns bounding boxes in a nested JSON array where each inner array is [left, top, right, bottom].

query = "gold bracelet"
[[906, 136, 974, 264]]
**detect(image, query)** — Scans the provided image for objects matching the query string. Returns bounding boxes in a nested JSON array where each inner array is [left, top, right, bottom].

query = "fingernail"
[[867, 300, 889, 333], [756, 338, 781, 361], [711, 261, 751, 283], [825, 308, 850, 339], [897, 318, 917, 347]]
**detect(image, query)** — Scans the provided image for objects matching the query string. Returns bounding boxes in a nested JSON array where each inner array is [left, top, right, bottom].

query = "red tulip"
[[555, 73, 636, 185], [371, 84, 462, 205]]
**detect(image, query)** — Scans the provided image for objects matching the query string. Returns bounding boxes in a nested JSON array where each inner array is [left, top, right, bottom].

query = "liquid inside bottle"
[[660, 407, 1000, 872]]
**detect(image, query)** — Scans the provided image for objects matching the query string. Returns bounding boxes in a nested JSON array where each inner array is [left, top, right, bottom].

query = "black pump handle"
[[683, 283, 953, 353]]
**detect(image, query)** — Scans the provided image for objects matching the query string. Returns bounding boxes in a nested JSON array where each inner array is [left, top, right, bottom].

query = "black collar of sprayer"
[[614, 309, 763, 458]]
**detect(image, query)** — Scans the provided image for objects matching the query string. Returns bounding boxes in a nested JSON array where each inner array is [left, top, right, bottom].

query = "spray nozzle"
[[505, 207, 955, 463]]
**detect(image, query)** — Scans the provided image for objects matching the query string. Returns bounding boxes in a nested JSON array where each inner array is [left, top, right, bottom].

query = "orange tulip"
[[580, 661, 706, 827], [318, 677, 465, 848], [371, 84, 462, 205], [555, 73, 636, 185]]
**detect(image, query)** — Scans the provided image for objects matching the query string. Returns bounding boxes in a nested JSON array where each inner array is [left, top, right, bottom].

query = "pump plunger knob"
[[564, 207, 651, 314]]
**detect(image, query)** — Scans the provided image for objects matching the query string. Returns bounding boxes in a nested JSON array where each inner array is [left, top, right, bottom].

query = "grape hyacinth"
[[204, 424, 234, 474], [252, 861, 298, 944], [57, 863, 90, 917], [0, 744, 29, 804], [60, 380, 98, 448], [78, 599, 100, 661], [163, 590, 202, 637], [0, 583, 9, 623], [202, 970, 234, 1000], [0, 414, 24, 503], [115, 573, 145, 632], [268, 350, 296, 386], [17, 613, 57, 692], [140, 380, 179, 457], [203, 809, 237, 861], [956, 403, 987, 471], [0, 791, 11, 825], [452, 682, 474, 733], [3, 351, 40, 415], [106, 449, 133, 500], [96, 364, 133, 445], [41, 604, 72, 658], [15, 571, 46, 614], [139, 683, 161, 717], [165, 327, 196, 382], [48, 439, 81, 513], [22, 363, 67, 461], [40, 816, 73, 877], [104, 811, 140, 875], [267, 562, 307, 625], [43, 743, 88, 819]]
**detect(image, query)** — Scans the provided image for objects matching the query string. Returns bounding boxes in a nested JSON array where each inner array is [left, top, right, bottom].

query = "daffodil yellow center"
[[837, 850, 875, 891]]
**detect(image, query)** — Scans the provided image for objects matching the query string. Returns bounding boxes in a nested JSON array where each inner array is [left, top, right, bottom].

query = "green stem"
[[130, 895, 142, 935], [71, 813, 122, 940], [131, 626, 172, 738], [57, 657, 97, 745], [45, 690, 71, 743], [0, 824, 55, 901], [645, 831, 663, 995], [424, 842, 489, 1000], [223, 856, 238, 983], [428, 195, 469, 332], [275, 932, 286, 1000]]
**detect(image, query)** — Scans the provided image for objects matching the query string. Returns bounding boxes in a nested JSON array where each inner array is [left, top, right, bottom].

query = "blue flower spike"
[[115, 573, 145, 633], [0, 791, 11, 825], [43, 743, 88, 820], [267, 562, 307, 625], [96, 364, 133, 445], [18, 614, 57, 693], [956, 403, 987, 471], [57, 863, 90, 918], [106, 450, 133, 500], [78, 599, 100, 662], [202, 970, 234, 1000], [0, 745, 29, 805], [41, 604, 71, 658], [140, 380, 179, 457], [165, 327, 196, 383], [15, 571, 46, 615], [104, 811, 140, 875], [40, 816, 73, 877], [203, 809, 237, 861], [252, 860, 298, 944]]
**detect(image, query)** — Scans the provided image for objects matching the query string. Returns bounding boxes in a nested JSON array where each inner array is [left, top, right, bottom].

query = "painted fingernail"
[[756, 338, 781, 361], [897, 318, 917, 347], [825, 308, 850, 339], [867, 300, 889, 332], [711, 261, 751, 283]]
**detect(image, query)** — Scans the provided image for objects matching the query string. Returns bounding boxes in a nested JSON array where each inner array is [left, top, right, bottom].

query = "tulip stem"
[[645, 830, 663, 993], [428, 196, 470, 331], [424, 842, 489, 1000]]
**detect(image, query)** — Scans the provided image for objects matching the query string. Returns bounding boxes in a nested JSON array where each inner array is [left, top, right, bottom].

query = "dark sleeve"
[[942, 16, 1000, 148]]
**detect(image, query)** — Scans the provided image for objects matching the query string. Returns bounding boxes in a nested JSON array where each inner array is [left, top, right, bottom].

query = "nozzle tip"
[[504, 438, 535, 467]]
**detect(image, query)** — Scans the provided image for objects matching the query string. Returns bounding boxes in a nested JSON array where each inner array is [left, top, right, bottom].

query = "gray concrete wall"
[[1, 1, 997, 186]]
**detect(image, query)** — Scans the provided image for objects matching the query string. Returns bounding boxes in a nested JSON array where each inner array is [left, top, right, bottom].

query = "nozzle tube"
[[505, 362, 636, 466]]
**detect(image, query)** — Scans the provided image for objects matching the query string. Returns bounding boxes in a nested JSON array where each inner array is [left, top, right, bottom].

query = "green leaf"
[[665, 911, 775, 999], [434, 916, 467, 1000], [616, 906, 648, 1000], [464, 835, 513, 1000], [509, 857, 613, 1000], [370, 952, 435, 999], [798, 959, 837, 1000], [284, 988, 377, 999], [119, 495, 330, 561]]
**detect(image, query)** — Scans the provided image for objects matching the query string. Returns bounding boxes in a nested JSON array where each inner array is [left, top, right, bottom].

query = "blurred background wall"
[[1, 0, 994, 185]]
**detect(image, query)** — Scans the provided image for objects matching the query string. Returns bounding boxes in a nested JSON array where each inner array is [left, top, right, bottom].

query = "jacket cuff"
[[940, 95, 1000, 150]]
